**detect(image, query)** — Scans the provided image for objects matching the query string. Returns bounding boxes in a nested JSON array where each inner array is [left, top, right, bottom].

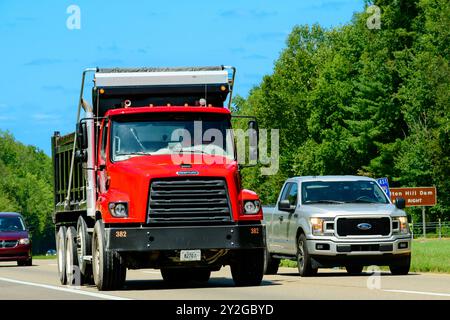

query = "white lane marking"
[[0, 277, 132, 300], [384, 289, 450, 297]]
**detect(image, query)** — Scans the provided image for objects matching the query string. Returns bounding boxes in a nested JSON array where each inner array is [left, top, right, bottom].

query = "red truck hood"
[[0, 230, 28, 241]]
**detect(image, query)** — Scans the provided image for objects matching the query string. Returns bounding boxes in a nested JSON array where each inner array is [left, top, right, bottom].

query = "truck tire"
[[56, 226, 67, 285], [389, 254, 411, 275], [66, 226, 79, 286], [231, 249, 264, 287], [345, 265, 364, 275], [76, 216, 93, 284], [264, 249, 280, 275], [297, 234, 318, 277], [92, 220, 127, 291]]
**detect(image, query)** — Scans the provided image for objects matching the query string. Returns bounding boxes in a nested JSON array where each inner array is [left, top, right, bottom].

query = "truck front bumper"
[[106, 224, 266, 252], [306, 236, 411, 256], [306, 236, 412, 267]]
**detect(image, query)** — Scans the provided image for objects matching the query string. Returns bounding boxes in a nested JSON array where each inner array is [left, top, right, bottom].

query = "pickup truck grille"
[[0, 240, 18, 248], [336, 217, 391, 237], [148, 178, 232, 223]]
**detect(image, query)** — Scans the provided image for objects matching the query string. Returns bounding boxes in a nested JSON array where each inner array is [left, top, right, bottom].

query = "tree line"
[[235, 0, 450, 223]]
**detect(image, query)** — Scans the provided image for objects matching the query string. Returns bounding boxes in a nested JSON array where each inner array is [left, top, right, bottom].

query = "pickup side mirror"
[[77, 122, 88, 150], [395, 197, 406, 210], [278, 200, 295, 212]]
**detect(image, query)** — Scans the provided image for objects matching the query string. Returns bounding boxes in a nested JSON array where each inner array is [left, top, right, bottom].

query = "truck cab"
[[264, 176, 412, 276], [52, 66, 265, 290]]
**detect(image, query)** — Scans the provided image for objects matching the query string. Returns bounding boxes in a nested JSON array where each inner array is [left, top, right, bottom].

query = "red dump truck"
[[51, 66, 265, 290]]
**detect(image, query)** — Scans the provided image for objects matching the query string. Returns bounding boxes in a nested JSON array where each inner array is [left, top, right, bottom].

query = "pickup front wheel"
[[297, 234, 318, 277]]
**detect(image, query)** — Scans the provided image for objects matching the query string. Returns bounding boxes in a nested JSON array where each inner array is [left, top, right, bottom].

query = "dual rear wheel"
[[56, 219, 126, 291]]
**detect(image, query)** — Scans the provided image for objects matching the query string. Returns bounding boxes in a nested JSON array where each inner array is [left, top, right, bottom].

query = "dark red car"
[[0, 212, 32, 266]]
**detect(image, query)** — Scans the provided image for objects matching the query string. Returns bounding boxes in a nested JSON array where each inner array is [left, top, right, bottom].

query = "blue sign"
[[376, 177, 391, 198]]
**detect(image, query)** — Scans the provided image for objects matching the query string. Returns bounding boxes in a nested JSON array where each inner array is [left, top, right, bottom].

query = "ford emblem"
[[176, 170, 199, 176], [357, 223, 372, 231]]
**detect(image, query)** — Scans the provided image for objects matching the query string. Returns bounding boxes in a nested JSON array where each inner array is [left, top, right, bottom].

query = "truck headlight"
[[109, 202, 128, 218], [311, 218, 324, 235], [243, 200, 261, 214], [19, 238, 30, 245], [397, 216, 409, 234]]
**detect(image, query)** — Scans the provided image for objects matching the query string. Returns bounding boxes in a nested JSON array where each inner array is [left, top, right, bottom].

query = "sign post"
[[390, 187, 437, 239]]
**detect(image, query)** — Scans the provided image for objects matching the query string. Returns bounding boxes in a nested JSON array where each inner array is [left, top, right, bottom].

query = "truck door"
[[282, 182, 298, 254], [97, 121, 109, 195], [271, 182, 295, 254]]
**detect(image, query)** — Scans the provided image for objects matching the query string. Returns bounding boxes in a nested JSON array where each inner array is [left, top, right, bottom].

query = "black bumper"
[[106, 224, 266, 252], [311, 253, 411, 268]]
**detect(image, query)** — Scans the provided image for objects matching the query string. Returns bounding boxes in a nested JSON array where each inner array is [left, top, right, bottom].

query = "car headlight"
[[243, 200, 261, 214], [19, 238, 30, 245], [310, 218, 324, 235], [108, 202, 128, 217], [397, 216, 409, 234]]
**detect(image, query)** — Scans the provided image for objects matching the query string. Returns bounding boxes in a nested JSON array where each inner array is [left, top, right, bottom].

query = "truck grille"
[[336, 217, 391, 237], [148, 178, 232, 223], [0, 240, 18, 248]]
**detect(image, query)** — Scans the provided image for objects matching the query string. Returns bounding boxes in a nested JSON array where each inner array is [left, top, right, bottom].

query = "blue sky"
[[0, 0, 364, 154]]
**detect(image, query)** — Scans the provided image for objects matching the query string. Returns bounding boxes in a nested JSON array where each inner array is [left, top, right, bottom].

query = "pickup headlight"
[[19, 238, 30, 245], [398, 216, 409, 234], [243, 200, 261, 215], [108, 202, 128, 218], [311, 218, 324, 235]]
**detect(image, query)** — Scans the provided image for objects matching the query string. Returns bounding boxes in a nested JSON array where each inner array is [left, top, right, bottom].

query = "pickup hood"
[[301, 203, 404, 217], [0, 230, 28, 241]]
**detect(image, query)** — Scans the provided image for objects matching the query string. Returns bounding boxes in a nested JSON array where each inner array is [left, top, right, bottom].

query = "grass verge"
[[280, 239, 450, 274]]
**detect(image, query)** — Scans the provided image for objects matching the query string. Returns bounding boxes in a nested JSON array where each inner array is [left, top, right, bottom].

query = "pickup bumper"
[[106, 224, 266, 252], [306, 236, 411, 267]]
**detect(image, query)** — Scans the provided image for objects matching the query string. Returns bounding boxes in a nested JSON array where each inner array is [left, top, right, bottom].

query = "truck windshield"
[[0, 216, 26, 232], [301, 180, 389, 204], [110, 114, 234, 162]]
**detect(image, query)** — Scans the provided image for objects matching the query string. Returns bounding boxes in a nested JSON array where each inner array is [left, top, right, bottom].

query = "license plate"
[[180, 250, 201, 262]]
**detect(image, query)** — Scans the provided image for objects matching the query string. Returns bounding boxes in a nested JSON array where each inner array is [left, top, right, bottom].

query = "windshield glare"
[[302, 180, 389, 204], [0, 216, 26, 232], [111, 114, 234, 162]]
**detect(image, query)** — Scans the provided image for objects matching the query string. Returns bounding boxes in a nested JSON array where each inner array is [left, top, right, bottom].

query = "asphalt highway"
[[1, 259, 450, 300]]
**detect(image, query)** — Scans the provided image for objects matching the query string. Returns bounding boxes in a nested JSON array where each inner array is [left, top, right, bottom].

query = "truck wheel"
[[346, 265, 364, 275], [77, 216, 93, 284], [92, 220, 127, 291], [264, 249, 280, 275], [56, 226, 67, 285], [389, 254, 411, 275], [231, 249, 264, 287], [66, 226, 79, 286], [297, 234, 318, 277]]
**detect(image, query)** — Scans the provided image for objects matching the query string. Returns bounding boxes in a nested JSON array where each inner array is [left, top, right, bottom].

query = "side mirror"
[[395, 197, 406, 210], [278, 200, 295, 212], [77, 122, 88, 150], [248, 120, 259, 163]]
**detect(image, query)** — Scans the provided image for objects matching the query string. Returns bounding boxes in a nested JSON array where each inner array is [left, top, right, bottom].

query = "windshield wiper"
[[116, 151, 152, 156], [304, 200, 345, 204], [346, 199, 379, 204]]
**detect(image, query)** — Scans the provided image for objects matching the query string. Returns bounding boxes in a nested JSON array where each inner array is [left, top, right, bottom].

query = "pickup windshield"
[[110, 113, 234, 162], [302, 180, 389, 204]]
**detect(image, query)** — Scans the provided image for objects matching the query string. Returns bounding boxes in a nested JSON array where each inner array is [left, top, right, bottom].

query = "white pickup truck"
[[263, 176, 412, 276]]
